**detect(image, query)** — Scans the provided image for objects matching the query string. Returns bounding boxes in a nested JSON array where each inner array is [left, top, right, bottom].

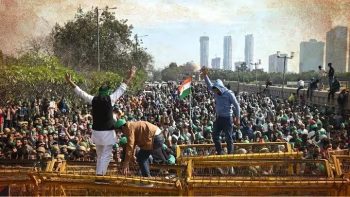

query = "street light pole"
[[251, 59, 261, 86], [96, 6, 117, 72], [134, 34, 148, 65], [276, 51, 294, 99], [97, 8, 100, 71], [238, 62, 246, 93]]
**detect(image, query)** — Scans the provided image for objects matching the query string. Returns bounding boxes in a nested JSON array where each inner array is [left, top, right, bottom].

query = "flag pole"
[[189, 76, 193, 134]]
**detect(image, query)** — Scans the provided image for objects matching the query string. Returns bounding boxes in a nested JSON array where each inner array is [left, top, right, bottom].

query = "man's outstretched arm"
[[65, 73, 93, 104], [110, 66, 137, 103], [200, 67, 213, 92]]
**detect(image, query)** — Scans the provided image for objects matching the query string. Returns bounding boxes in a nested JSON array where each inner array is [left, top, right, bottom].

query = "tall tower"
[[299, 39, 325, 73], [245, 34, 254, 70], [223, 36, 232, 70], [200, 36, 209, 67], [326, 26, 349, 72]]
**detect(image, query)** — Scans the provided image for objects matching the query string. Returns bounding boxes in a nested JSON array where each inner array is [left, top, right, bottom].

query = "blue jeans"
[[137, 134, 164, 177], [213, 116, 234, 154]]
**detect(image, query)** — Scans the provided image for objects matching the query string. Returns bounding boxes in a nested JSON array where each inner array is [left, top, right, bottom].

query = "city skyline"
[[1, 0, 350, 72]]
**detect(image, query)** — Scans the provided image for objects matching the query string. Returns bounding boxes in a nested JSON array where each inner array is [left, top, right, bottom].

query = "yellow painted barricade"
[[176, 142, 292, 159], [0, 159, 46, 196], [37, 160, 186, 196], [186, 159, 348, 196]]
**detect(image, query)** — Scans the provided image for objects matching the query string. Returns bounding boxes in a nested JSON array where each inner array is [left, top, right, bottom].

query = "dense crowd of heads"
[[0, 81, 349, 163]]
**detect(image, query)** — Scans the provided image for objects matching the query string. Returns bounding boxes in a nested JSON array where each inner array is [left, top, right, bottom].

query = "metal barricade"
[[186, 159, 348, 196], [37, 160, 186, 196], [176, 142, 292, 159], [332, 155, 350, 177], [0, 159, 46, 196]]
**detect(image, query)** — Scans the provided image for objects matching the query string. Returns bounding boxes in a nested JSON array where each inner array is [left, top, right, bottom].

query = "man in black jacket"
[[328, 63, 335, 90], [65, 66, 136, 176]]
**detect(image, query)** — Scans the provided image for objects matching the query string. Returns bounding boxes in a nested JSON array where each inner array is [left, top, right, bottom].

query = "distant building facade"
[[326, 26, 349, 72], [223, 36, 233, 70], [299, 39, 325, 73], [269, 54, 287, 73], [211, 57, 221, 69], [200, 36, 209, 67]]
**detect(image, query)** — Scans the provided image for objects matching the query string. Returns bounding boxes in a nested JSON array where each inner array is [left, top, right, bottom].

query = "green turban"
[[195, 132, 204, 140], [204, 126, 212, 133], [115, 119, 126, 129], [162, 144, 168, 150], [167, 155, 176, 164], [119, 136, 127, 146], [310, 124, 318, 131], [98, 85, 111, 96]]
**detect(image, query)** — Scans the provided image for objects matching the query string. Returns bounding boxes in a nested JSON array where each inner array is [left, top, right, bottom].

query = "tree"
[[168, 62, 177, 68], [0, 54, 148, 105], [52, 7, 152, 73], [151, 69, 162, 82]]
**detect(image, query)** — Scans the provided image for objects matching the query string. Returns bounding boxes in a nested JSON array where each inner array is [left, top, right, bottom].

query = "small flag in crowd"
[[178, 77, 192, 99]]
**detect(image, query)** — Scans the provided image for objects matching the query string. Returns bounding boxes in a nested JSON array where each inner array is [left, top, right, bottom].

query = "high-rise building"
[[211, 57, 221, 69], [245, 34, 254, 70], [269, 54, 287, 73], [299, 39, 325, 73], [326, 26, 349, 72], [223, 36, 233, 70], [200, 36, 209, 67]]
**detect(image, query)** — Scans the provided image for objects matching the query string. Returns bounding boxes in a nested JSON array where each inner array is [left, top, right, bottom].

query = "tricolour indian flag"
[[178, 77, 192, 99]]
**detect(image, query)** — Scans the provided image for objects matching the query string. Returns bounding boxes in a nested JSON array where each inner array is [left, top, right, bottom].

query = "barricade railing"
[[176, 142, 292, 158], [1, 155, 350, 196], [0, 159, 48, 196], [186, 159, 349, 196], [189, 159, 333, 179], [37, 160, 186, 196], [332, 155, 350, 178]]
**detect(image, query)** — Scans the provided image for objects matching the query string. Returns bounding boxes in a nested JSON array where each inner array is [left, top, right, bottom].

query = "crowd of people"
[[0, 71, 349, 170]]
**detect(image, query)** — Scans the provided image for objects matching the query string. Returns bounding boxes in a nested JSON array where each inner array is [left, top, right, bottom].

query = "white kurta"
[[74, 83, 127, 145]]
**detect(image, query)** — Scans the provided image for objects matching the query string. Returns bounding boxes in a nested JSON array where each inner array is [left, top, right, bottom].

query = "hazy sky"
[[1, 0, 349, 72]]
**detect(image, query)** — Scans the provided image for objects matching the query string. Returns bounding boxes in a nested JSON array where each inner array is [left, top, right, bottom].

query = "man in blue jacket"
[[200, 67, 240, 154]]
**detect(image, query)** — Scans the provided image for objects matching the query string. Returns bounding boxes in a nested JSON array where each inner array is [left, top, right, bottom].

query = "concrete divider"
[[227, 81, 350, 111]]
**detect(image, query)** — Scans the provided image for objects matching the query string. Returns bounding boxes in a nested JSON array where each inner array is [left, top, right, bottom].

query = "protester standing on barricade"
[[328, 77, 340, 102], [327, 63, 335, 90], [200, 67, 240, 155], [65, 66, 136, 177], [296, 78, 304, 99]]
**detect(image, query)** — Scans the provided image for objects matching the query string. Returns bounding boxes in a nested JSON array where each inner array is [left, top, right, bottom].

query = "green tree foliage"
[[0, 55, 81, 104], [161, 62, 198, 81], [0, 53, 148, 105], [52, 7, 152, 73], [161, 66, 181, 81]]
